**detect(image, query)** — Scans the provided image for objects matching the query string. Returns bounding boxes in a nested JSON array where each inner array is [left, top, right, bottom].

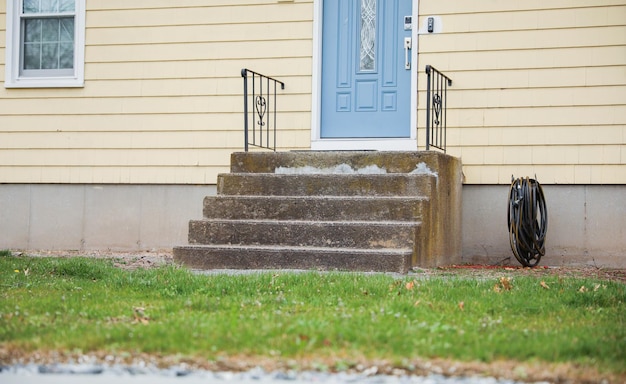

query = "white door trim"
[[311, 0, 419, 151]]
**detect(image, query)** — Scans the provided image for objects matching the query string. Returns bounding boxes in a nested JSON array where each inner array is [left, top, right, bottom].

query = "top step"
[[230, 151, 455, 175], [218, 173, 436, 197]]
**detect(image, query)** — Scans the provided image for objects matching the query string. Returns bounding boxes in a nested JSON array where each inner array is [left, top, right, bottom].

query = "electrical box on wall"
[[419, 16, 442, 34]]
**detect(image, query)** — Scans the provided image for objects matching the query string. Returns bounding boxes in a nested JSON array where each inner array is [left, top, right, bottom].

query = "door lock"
[[404, 37, 412, 69]]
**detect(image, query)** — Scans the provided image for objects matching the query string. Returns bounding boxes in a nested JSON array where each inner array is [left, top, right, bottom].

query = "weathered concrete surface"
[[218, 173, 436, 197], [174, 245, 413, 273], [203, 195, 428, 221], [175, 151, 463, 271], [188, 220, 420, 249], [230, 151, 456, 174], [230, 151, 464, 266]]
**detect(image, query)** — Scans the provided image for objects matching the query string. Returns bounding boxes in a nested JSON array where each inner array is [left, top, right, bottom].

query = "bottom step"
[[173, 245, 412, 273]]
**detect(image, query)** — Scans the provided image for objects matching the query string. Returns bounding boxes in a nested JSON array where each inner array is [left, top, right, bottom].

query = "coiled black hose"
[[508, 176, 548, 267]]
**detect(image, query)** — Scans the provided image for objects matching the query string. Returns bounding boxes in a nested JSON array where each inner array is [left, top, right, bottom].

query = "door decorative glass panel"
[[359, 0, 376, 71]]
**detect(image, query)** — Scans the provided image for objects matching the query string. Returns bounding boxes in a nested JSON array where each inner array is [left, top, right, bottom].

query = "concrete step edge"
[[210, 195, 429, 201], [190, 219, 422, 226], [221, 173, 436, 178], [173, 245, 413, 273], [175, 244, 412, 254]]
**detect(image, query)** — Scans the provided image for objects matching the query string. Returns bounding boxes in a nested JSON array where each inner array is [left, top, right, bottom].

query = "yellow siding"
[[0, 0, 313, 184], [2, 0, 625, 185], [418, 0, 626, 184]]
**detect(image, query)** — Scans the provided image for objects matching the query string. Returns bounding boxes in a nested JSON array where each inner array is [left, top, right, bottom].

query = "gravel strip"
[[0, 364, 529, 384]]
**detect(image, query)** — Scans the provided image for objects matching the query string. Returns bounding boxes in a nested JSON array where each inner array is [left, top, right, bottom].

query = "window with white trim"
[[5, 0, 86, 88]]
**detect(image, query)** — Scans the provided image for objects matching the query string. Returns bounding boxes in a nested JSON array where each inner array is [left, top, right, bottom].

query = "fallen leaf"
[[593, 284, 601, 292], [579, 286, 588, 293], [24, 268, 30, 276], [500, 277, 513, 291], [133, 306, 150, 325], [389, 281, 402, 292], [493, 277, 513, 293], [405, 281, 415, 290], [458, 301, 465, 311], [540, 281, 550, 290], [413, 300, 421, 307]]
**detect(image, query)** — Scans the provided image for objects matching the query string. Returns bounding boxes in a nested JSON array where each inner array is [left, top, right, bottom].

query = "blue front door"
[[321, 0, 412, 138]]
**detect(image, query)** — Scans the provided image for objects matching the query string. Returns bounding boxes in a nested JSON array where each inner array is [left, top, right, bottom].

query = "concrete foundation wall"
[[1, 183, 624, 268], [0, 184, 214, 252], [463, 185, 626, 268]]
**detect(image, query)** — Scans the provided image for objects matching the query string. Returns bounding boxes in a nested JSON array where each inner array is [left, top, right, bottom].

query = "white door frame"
[[311, 0, 419, 151]]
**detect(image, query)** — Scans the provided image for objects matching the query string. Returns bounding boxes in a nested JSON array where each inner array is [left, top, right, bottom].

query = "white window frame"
[[5, 0, 86, 88]]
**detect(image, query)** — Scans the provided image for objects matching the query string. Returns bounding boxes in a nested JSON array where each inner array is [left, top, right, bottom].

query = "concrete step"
[[230, 150, 446, 174], [218, 173, 435, 197], [173, 244, 412, 273], [188, 219, 420, 249], [173, 151, 463, 271], [203, 195, 429, 222]]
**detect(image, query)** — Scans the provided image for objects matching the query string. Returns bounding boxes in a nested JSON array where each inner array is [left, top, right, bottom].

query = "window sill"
[[4, 76, 84, 89]]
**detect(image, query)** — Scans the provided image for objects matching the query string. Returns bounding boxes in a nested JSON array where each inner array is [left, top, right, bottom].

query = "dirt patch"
[[18, 250, 624, 283], [423, 264, 626, 284], [13, 250, 175, 271]]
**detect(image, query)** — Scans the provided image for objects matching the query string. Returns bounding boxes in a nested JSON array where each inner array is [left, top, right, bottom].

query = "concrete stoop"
[[173, 151, 463, 273]]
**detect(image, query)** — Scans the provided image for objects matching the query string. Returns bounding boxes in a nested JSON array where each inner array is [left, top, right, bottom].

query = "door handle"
[[404, 37, 412, 69]]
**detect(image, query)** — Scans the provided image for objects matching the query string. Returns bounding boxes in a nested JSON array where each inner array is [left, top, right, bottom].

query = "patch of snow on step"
[[275, 164, 387, 175], [410, 162, 438, 177]]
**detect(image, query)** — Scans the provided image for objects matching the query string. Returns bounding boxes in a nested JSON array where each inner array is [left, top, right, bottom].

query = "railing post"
[[252, 71, 257, 147], [425, 65, 432, 151], [241, 69, 249, 152]]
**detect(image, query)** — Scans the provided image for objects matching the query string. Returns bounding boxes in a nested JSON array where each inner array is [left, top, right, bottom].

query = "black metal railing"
[[425, 65, 452, 152], [241, 68, 285, 152]]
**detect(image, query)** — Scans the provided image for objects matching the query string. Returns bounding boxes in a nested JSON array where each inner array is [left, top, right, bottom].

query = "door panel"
[[321, 0, 412, 138]]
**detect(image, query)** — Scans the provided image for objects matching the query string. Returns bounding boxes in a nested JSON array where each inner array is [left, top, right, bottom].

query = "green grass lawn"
[[0, 254, 624, 375]]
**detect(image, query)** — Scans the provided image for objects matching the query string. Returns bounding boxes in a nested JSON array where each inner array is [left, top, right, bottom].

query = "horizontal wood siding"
[[417, 0, 626, 184], [3, 0, 625, 185], [0, 0, 313, 184]]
